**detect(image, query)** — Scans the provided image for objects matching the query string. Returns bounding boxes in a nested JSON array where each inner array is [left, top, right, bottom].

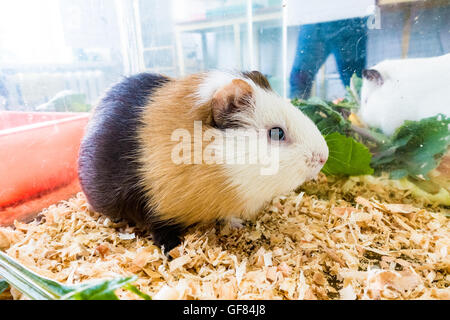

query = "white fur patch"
[[194, 70, 258, 106], [359, 53, 450, 135]]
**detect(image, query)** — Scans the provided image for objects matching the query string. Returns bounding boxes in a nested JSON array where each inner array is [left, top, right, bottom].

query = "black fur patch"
[[362, 69, 384, 86], [78, 73, 184, 250]]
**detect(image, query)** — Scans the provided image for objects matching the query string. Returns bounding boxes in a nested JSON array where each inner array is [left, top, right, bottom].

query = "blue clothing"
[[289, 17, 368, 99]]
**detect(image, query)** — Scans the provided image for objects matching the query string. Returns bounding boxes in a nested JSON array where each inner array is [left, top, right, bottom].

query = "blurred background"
[[0, 0, 448, 111]]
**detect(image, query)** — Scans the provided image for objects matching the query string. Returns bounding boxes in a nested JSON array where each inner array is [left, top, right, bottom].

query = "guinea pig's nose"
[[312, 152, 328, 166]]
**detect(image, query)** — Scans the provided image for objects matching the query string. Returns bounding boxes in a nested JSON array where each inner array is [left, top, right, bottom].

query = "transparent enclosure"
[[0, 0, 449, 224]]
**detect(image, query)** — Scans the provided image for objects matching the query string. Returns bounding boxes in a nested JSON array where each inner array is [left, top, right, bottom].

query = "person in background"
[[287, 0, 374, 99]]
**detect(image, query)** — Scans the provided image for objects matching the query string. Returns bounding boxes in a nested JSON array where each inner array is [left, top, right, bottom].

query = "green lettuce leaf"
[[292, 97, 351, 135], [346, 73, 363, 105], [293, 77, 449, 181], [322, 132, 374, 176], [372, 114, 450, 179], [0, 250, 150, 300], [0, 279, 9, 295], [62, 277, 137, 300]]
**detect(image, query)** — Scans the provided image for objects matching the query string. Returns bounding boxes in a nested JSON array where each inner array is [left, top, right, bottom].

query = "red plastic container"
[[0, 111, 90, 226]]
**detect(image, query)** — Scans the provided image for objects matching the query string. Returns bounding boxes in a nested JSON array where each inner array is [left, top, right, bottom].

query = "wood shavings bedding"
[[0, 174, 449, 300]]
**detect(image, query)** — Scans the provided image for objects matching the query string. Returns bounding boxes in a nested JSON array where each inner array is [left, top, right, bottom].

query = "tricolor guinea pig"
[[359, 53, 450, 135], [78, 70, 328, 252]]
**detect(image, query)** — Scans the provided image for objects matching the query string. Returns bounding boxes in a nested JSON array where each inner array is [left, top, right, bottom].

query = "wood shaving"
[[0, 174, 448, 300]]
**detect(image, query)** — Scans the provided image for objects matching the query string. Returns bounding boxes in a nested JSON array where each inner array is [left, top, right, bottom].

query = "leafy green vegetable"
[[123, 283, 152, 300], [347, 73, 363, 105], [293, 74, 449, 183], [0, 250, 70, 299], [371, 114, 450, 179], [292, 97, 351, 135], [322, 132, 374, 176], [61, 277, 138, 300], [292, 96, 375, 176], [0, 250, 150, 300], [0, 279, 8, 295]]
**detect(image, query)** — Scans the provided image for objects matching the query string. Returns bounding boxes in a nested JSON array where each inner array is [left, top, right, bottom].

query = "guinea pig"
[[359, 53, 450, 135], [78, 70, 328, 252]]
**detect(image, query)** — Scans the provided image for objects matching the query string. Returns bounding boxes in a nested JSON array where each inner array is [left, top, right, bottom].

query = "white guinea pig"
[[359, 53, 450, 135], [78, 70, 328, 252]]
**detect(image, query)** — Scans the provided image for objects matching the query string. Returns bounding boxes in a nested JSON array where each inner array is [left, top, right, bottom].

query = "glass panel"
[[0, 1, 449, 301], [286, 0, 449, 100], [138, 0, 284, 93], [0, 0, 449, 225], [0, 0, 129, 224], [0, 0, 125, 112]]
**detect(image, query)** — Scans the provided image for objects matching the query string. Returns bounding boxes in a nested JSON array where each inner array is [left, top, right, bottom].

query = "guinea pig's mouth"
[[305, 152, 328, 170], [303, 153, 328, 180], [311, 152, 328, 166]]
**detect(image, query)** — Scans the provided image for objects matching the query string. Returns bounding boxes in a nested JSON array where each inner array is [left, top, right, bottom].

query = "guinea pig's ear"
[[210, 79, 254, 128], [362, 69, 384, 86], [242, 71, 272, 90]]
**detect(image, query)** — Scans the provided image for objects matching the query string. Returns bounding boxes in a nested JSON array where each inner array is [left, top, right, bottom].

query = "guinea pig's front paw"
[[154, 236, 182, 258], [151, 224, 184, 257]]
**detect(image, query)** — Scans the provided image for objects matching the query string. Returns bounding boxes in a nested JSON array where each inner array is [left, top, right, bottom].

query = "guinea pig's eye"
[[269, 127, 285, 141]]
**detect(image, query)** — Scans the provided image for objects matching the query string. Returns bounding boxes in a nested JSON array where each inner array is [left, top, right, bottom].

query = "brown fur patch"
[[211, 79, 254, 129], [242, 71, 272, 91], [137, 74, 247, 226]]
